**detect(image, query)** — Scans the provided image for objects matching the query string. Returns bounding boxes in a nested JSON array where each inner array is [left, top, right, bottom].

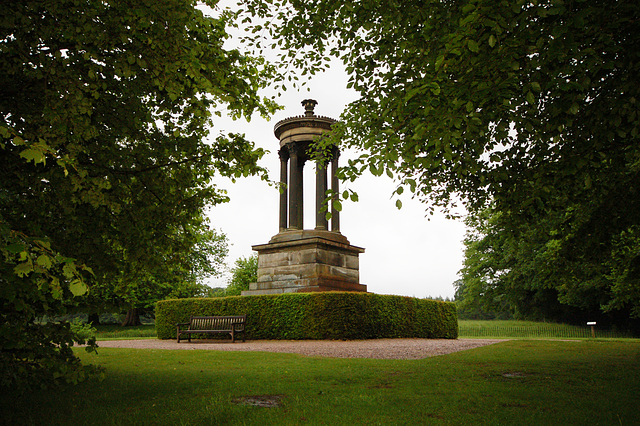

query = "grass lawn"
[[3, 340, 639, 425], [91, 320, 634, 340], [94, 324, 157, 340], [458, 320, 634, 339]]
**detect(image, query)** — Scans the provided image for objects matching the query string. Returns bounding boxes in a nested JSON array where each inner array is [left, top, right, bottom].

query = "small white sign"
[[587, 322, 597, 326]]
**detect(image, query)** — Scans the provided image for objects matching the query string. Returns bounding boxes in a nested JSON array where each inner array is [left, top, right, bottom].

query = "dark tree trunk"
[[121, 308, 142, 327], [88, 313, 101, 326]]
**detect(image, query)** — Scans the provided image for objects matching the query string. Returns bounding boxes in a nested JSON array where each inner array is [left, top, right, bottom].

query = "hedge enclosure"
[[156, 292, 458, 340]]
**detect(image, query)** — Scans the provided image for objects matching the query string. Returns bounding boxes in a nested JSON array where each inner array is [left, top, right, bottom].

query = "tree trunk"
[[88, 313, 101, 326], [121, 308, 142, 327]]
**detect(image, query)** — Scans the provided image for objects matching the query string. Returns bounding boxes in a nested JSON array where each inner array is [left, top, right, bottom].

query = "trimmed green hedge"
[[156, 292, 458, 340]]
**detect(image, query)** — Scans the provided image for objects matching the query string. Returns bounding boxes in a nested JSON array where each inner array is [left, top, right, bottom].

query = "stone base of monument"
[[241, 230, 366, 296]]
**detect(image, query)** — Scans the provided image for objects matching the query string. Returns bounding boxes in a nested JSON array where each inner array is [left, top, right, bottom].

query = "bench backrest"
[[189, 315, 245, 331]]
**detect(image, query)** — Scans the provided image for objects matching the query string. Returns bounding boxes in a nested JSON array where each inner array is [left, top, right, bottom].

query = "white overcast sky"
[[203, 4, 467, 299]]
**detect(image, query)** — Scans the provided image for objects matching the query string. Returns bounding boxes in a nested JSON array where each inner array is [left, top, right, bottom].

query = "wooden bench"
[[176, 315, 246, 343]]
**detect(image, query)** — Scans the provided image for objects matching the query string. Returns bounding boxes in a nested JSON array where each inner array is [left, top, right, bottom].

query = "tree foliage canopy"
[[1, 0, 278, 389], [225, 254, 258, 296], [241, 0, 640, 321], [458, 205, 640, 326]]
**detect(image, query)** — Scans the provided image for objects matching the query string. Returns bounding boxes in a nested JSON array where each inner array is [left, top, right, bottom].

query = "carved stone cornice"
[[274, 115, 337, 140]]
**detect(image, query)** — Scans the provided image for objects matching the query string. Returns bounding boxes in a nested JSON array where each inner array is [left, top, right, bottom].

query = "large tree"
[[456, 208, 610, 324], [224, 254, 258, 296], [241, 0, 640, 320], [83, 223, 230, 326], [1, 0, 277, 389]]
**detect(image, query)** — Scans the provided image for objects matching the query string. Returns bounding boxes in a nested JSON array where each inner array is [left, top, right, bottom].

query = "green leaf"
[[62, 263, 77, 279], [36, 255, 53, 270], [69, 280, 88, 297], [5, 243, 25, 254], [406, 179, 417, 193], [466, 101, 474, 112], [369, 163, 384, 176], [51, 286, 63, 300], [462, 3, 475, 14], [404, 86, 421, 102], [395, 199, 403, 209], [526, 91, 536, 105], [14, 262, 33, 277], [488, 35, 497, 48], [19, 148, 46, 164], [332, 199, 342, 212], [569, 103, 579, 115]]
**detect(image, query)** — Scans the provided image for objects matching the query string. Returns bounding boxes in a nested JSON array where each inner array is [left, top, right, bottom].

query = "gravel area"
[[93, 338, 504, 360]]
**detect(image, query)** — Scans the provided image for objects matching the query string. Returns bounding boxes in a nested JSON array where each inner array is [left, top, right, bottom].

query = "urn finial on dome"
[[301, 99, 318, 116]]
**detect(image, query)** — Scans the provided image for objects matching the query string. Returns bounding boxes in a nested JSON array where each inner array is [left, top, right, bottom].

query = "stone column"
[[330, 148, 340, 233], [278, 148, 289, 232], [315, 160, 328, 230], [288, 144, 304, 230]]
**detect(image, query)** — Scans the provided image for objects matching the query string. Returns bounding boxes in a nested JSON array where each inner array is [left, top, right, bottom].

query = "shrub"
[[156, 292, 458, 340], [224, 255, 258, 296], [70, 318, 98, 342]]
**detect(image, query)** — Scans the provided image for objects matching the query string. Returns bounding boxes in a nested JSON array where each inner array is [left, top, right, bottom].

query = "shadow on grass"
[[3, 340, 640, 425]]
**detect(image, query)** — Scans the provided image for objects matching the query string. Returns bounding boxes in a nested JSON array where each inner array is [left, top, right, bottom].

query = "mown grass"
[[93, 320, 633, 341], [94, 324, 157, 340], [3, 340, 639, 425], [458, 320, 634, 339]]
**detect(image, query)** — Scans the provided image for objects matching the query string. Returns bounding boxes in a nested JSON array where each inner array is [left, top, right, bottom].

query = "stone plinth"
[[241, 231, 366, 296], [241, 100, 366, 297]]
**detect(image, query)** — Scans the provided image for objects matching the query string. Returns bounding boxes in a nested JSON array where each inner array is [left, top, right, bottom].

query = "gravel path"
[[93, 338, 504, 360]]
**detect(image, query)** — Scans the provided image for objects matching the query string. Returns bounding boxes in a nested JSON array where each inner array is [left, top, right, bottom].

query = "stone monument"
[[241, 100, 366, 295]]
